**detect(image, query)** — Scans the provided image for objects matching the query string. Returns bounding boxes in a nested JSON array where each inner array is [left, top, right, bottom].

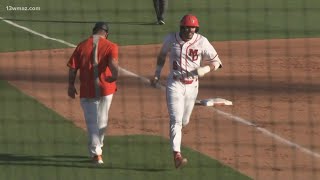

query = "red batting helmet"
[[180, 14, 199, 27]]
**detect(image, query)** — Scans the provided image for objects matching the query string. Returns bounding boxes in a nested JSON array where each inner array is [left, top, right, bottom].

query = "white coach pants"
[[166, 78, 198, 153], [80, 94, 113, 156]]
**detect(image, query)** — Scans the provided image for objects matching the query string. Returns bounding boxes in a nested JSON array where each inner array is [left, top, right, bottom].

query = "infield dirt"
[[1, 38, 320, 180]]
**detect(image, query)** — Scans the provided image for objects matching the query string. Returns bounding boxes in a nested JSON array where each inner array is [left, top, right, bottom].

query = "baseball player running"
[[67, 22, 119, 165], [151, 14, 222, 168]]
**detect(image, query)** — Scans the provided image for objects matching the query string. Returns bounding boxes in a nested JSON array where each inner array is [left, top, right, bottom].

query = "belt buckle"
[[180, 78, 194, 84], [182, 79, 193, 84], [173, 75, 196, 84]]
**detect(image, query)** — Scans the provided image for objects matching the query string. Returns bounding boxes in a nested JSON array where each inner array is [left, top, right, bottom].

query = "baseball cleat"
[[174, 152, 187, 169], [92, 155, 104, 165]]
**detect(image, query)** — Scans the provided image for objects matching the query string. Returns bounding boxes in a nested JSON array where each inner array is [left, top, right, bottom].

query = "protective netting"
[[0, 0, 319, 180]]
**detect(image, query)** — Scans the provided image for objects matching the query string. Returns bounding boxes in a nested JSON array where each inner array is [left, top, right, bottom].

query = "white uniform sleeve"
[[159, 33, 173, 56], [154, 33, 174, 78], [202, 37, 222, 70]]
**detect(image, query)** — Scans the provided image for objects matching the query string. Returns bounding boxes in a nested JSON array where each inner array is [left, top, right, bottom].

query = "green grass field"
[[0, 0, 320, 179], [0, 0, 319, 51], [0, 81, 251, 180]]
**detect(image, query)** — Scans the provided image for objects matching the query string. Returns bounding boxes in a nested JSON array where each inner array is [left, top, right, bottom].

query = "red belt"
[[173, 76, 197, 84]]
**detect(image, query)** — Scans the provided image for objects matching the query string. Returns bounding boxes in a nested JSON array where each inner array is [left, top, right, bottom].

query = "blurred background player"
[[151, 14, 222, 168], [67, 22, 119, 165], [153, 0, 168, 25]]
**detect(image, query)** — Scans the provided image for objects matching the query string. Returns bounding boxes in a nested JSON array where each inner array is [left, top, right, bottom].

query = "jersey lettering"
[[188, 49, 198, 61]]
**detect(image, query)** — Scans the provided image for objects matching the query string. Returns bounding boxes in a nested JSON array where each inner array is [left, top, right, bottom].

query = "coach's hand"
[[68, 84, 78, 99]]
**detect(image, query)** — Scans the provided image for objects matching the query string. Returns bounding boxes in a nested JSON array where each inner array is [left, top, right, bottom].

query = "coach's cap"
[[93, 22, 109, 32]]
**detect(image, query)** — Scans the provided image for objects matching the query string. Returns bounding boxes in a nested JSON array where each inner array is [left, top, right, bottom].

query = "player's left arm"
[[105, 57, 119, 83], [105, 45, 119, 83], [197, 39, 222, 77]]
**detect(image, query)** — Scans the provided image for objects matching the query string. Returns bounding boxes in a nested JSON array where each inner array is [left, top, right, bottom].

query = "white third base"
[[195, 98, 233, 106]]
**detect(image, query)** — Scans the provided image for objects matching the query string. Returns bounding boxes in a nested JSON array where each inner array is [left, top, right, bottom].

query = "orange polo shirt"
[[67, 35, 118, 98]]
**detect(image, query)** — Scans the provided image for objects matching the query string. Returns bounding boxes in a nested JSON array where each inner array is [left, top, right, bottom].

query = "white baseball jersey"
[[159, 32, 222, 81], [159, 32, 222, 153]]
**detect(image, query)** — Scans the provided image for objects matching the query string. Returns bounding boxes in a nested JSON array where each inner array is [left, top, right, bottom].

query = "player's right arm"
[[155, 51, 166, 78], [151, 34, 172, 87], [67, 46, 80, 98], [68, 68, 78, 98]]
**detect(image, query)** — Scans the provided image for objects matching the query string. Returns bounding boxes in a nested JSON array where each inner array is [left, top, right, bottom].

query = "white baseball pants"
[[166, 78, 198, 153], [80, 94, 113, 156]]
